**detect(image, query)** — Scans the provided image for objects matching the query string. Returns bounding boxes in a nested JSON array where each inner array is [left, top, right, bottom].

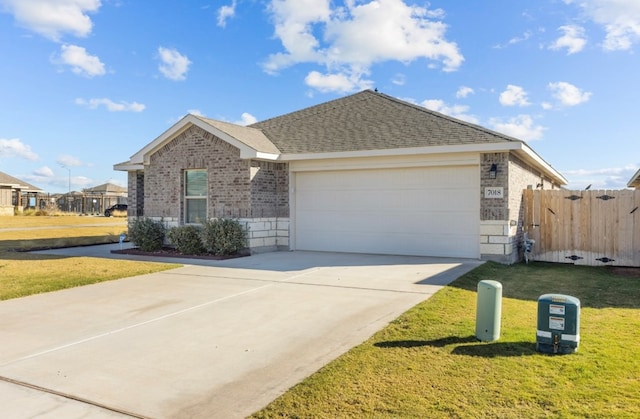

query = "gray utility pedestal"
[[536, 294, 580, 354], [475, 280, 502, 342]]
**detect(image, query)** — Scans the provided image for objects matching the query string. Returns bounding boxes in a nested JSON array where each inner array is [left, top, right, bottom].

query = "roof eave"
[[114, 161, 143, 171], [627, 168, 640, 188]]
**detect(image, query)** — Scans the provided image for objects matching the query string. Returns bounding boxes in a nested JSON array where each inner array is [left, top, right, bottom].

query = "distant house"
[[59, 183, 128, 214], [115, 90, 567, 263], [0, 171, 43, 215], [628, 169, 640, 189]]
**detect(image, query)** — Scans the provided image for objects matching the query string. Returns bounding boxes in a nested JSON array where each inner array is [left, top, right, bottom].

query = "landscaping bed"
[[111, 247, 248, 260]]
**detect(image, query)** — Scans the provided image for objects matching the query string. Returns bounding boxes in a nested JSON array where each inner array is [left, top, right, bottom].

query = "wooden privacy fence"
[[523, 189, 640, 267]]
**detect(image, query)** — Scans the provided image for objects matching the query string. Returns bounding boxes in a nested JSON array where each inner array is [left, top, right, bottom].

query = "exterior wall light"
[[489, 163, 498, 179]]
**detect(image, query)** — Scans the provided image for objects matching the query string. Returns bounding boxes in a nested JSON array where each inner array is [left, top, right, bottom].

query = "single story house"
[[0, 171, 43, 216], [628, 168, 640, 189], [115, 90, 567, 263]]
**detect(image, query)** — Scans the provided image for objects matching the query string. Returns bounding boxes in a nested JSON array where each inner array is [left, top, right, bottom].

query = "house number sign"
[[484, 187, 504, 199]]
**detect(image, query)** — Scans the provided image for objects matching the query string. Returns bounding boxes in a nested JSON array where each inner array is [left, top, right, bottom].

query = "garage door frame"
[[289, 153, 481, 258]]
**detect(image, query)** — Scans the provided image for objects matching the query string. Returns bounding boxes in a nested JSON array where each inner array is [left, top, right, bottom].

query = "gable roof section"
[[628, 168, 640, 189], [114, 114, 281, 170], [251, 90, 522, 154], [0, 171, 43, 191]]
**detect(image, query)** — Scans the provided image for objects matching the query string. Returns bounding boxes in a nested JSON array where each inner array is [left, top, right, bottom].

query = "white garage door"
[[294, 166, 479, 258]]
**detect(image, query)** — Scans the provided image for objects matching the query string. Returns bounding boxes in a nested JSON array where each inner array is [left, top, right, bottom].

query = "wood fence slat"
[[523, 189, 639, 267]]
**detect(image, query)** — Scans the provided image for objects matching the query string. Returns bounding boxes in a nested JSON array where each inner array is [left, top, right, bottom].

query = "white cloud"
[[420, 99, 479, 124], [75, 97, 145, 112], [0, 138, 39, 160], [75, 98, 146, 112], [157, 47, 191, 81], [0, 0, 101, 41], [456, 86, 474, 98], [57, 155, 83, 167], [562, 164, 639, 189], [56, 44, 105, 77], [264, 0, 463, 94], [488, 115, 545, 141], [549, 25, 587, 54], [567, 0, 640, 51], [391, 73, 406, 86], [34, 166, 54, 177], [548, 81, 591, 106], [304, 70, 373, 93], [235, 112, 258, 126], [493, 30, 533, 49], [187, 109, 205, 117], [499, 85, 530, 107], [217, 0, 237, 27]]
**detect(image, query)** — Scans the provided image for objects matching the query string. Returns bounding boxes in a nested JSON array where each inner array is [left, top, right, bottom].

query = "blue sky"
[[0, 0, 638, 193]]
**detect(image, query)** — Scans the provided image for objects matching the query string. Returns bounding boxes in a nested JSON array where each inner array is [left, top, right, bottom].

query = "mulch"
[[111, 247, 247, 261]]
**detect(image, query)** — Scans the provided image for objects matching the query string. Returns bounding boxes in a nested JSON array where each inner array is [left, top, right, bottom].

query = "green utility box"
[[475, 280, 502, 342], [536, 294, 580, 354]]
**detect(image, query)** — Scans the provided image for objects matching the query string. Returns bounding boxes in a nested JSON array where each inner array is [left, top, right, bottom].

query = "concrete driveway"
[[0, 245, 482, 418]]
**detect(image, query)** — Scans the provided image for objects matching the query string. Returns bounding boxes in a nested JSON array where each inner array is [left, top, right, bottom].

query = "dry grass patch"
[[0, 251, 178, 301], [0, 216, 127, 252], [252, 262, 640, 418], [0, 215, 126, 228]]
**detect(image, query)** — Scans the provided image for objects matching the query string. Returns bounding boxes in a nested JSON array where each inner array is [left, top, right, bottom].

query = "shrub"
[[201, 218, 248, 256], [128, 217, 166, 252], [167, 225, 206, 255]]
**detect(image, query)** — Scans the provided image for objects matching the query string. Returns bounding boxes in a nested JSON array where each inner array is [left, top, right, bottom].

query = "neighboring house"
[[115, 90, 567, 263], [0, 171, 43, 216], [628, 168, 640, 189], [81, 182, 128, 214]]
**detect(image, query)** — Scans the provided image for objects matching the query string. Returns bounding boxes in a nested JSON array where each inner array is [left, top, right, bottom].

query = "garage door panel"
[[295, 166, 479, 258]]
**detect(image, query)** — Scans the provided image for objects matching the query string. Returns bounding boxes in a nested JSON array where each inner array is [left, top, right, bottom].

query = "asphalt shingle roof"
[[0, 171, 42, 191], [250, 89, 523, 154]]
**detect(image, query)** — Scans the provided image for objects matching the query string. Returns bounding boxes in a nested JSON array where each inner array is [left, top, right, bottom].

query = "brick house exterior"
[[115, 90, 566, 262], [0, 171, 43, 216]]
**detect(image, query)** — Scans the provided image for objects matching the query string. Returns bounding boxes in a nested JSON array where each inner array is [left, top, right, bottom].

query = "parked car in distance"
[[104, 204, 128, 217]]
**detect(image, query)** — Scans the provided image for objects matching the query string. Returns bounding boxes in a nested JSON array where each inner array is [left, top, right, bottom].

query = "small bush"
[[167, 225, 206, 255], [128, 217, 166, 252], [201, 218, 248, 256]]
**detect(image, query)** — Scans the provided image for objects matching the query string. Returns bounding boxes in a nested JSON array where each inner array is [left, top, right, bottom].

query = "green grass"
[[0, 216, 179, 300], [252, 262, 640, 418]]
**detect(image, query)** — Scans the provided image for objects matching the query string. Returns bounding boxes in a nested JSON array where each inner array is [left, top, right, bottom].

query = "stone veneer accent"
[[240, 217, 290, 252], [480, 152, 561, 263]]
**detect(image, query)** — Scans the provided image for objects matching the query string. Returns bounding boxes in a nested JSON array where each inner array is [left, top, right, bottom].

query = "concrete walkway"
[[0, 245, 483, 418]]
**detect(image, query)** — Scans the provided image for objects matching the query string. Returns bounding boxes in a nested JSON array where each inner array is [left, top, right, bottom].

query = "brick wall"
[[480, 153, 508, 221], [250, 160, 289, 217], [134, 125, 290, 253], [127, 171, 144, 217], [144, 126, 252, 219], [480, 152, 563, 263]]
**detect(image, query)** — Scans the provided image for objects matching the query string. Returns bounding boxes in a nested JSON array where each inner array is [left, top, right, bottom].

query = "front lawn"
[[0, 216, 179, 300], [252, 262, 640, 418]]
